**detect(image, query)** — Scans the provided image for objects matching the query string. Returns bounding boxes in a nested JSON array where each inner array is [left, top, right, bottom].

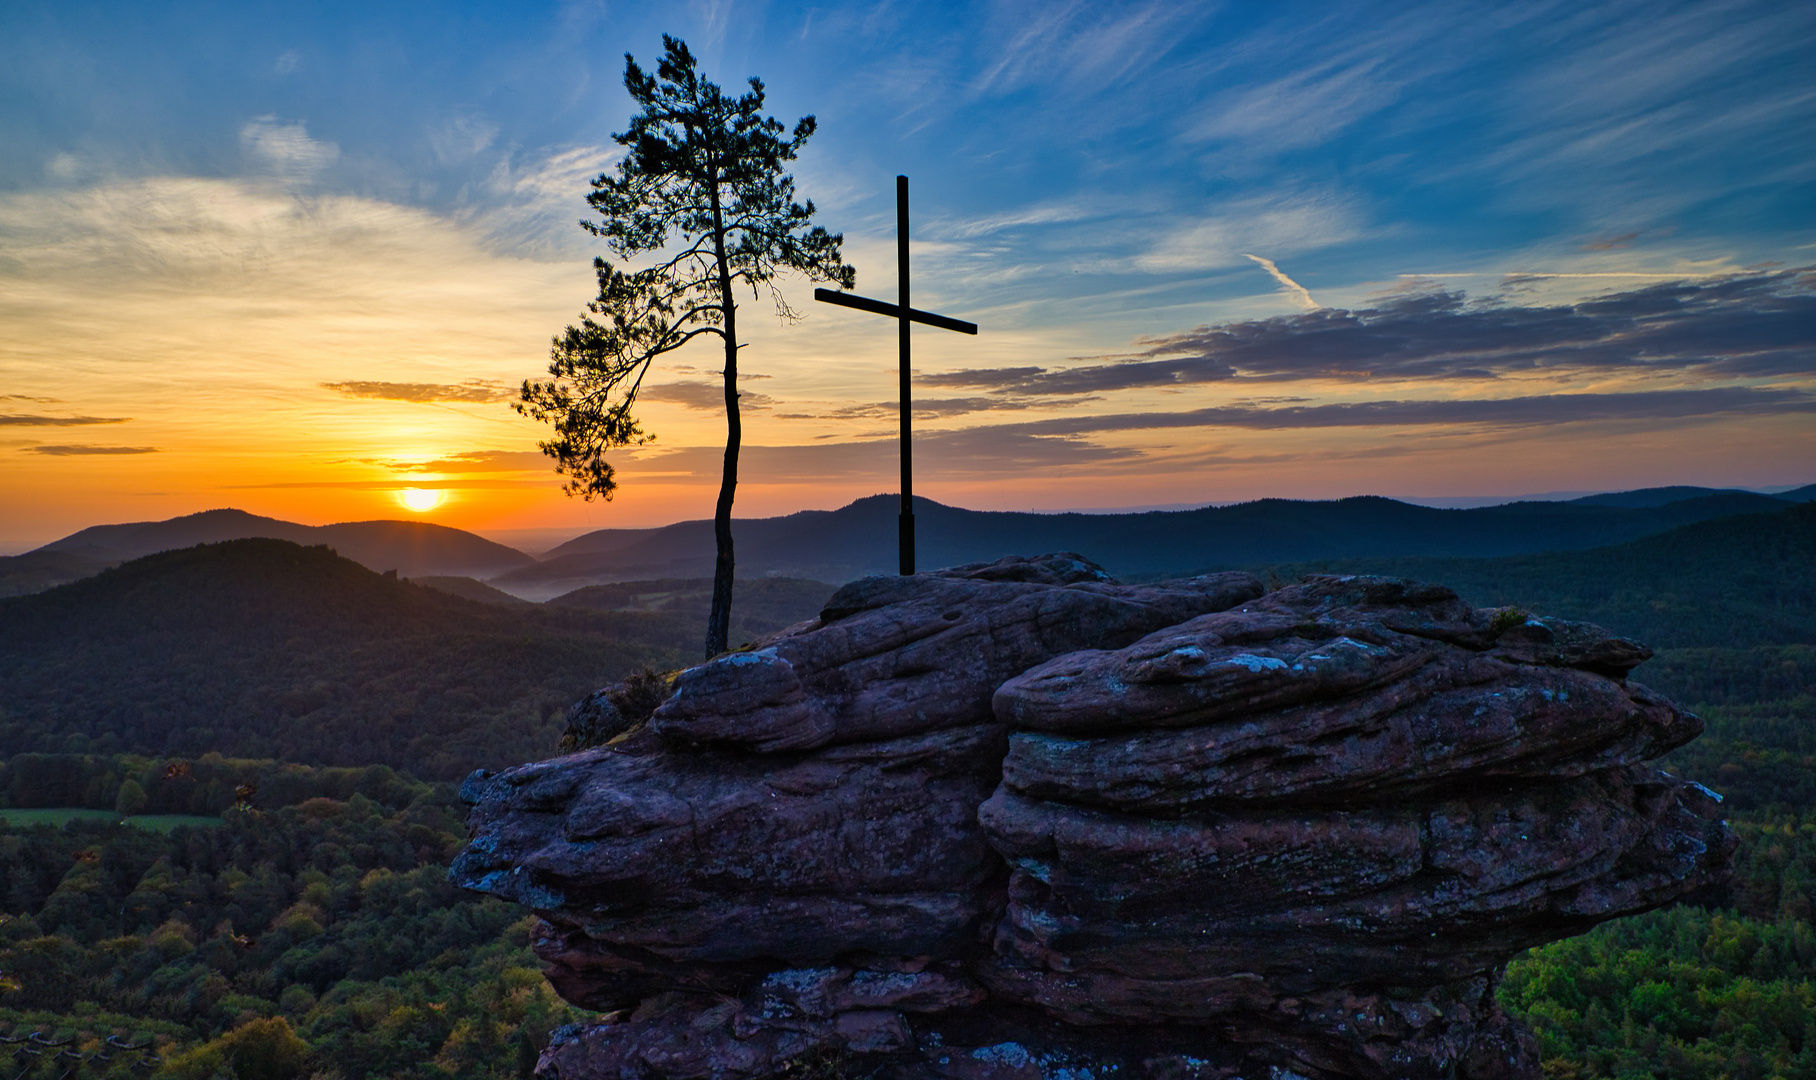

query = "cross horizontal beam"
[[813, 288, 978, 335]]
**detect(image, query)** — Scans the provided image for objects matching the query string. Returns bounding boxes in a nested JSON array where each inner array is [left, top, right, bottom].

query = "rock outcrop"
[[452, 556, 1732, 1080]]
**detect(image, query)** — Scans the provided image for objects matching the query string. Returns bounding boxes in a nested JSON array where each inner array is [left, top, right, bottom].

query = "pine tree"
[[519, 35, 853, 658]]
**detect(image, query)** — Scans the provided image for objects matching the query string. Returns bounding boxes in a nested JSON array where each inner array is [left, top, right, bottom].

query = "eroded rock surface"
[[648, 553, 1266, 753], [452, 558, 1732, 1080]]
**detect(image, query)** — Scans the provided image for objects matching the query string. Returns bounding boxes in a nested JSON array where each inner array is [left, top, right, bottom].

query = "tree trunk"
[[704, 187, 739, 659]]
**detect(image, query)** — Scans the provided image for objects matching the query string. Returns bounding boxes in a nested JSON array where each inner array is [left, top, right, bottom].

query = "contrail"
[[1243, 254, 1319, 310]]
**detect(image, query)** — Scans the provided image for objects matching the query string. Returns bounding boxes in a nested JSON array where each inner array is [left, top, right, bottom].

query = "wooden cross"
[[815, 175, 979, 575]]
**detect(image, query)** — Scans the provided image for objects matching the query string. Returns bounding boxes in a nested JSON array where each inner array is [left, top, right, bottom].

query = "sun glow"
[[397, 488, 445, 513]]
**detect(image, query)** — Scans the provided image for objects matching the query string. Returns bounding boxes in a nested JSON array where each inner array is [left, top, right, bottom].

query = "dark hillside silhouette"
[[412, 574, 538, 607], [38, 506, 313, 555], [8, 484, 1808, 602], [0, 548, 113, 598], [0, 540, 685, 777], [545, 576, 834, 636], [1567, 485, 1799, 508], [28, 507, 535, 579], [492, 489, 1797, 595], [0, 540, 844, 778], [540, 525, 666, 559], [1271, 501, 1816, 650]]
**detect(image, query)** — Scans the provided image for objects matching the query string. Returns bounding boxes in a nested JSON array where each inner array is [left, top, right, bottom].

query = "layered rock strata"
[[452, 557, 1732, 1080]]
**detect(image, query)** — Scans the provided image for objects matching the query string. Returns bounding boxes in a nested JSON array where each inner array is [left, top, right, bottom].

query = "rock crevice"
[[452, 555, 1732, 1080]]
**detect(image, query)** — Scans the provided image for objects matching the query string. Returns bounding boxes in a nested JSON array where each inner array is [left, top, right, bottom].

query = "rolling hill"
[[0, 542, 718, 778], [1265, 500, 1816, 650], [11, 508, 536, 595], [545, 576, 837, 633], [493, 489, 1801, 596], [9, 483, 1810, 602]]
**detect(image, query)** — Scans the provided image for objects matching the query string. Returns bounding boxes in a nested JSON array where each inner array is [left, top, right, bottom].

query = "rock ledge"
[[452, 556, 1732, 1080]]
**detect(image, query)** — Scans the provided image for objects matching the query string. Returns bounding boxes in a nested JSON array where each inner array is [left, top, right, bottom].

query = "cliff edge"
[[451, 554, 1732, 1080]]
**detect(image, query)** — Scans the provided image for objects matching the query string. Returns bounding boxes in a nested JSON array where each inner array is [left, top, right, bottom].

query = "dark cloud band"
[[926, 269, 1815, 395], [600, 384, 1810, 485], [999, 386, 1816, 436]]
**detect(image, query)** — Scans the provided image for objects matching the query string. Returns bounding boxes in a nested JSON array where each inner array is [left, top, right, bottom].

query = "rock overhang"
[[451, 555, 1732, 1080]]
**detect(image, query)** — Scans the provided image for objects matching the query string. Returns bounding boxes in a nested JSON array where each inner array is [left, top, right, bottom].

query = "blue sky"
[[1, 0, 1812, 543]]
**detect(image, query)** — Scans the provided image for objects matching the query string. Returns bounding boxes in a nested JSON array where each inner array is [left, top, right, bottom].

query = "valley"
[[0, 488, 1812, 1077]]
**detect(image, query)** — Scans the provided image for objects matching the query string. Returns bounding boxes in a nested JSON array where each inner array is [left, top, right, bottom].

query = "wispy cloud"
[[478, 144, 621, 255], [970, 1, 1195, 98], [600, 383, 1814, 485], [1130, 191, 1361, 273], [929, 200, 1100, 241], [226, 477, 554, 490], [994, 386, 1816, 437], [0, 415, 130, 426], [1186, 48, 1408, 152], [621, 425, 1141, 482], [371, 450, 550, 473], [240, 117, 339, 185], [23, 444, 158, 455], [783, 394, 1098, 421], [1452, 0, 1816, 216], [640, 380, 776, 411], [0, 175, 581, 428], [428, 113, 500, 166], [322, 380, 518, 403], [1243, 254, 1319, 310], [1581, 231, 1644, 252]]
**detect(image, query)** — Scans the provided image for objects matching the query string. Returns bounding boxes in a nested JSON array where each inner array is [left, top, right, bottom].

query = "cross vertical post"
[[896, 175, 914, 575], [813, 175, 978, 576]]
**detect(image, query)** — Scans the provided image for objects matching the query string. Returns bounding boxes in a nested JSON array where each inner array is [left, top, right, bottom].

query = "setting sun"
[[397, 488, 445, 513]]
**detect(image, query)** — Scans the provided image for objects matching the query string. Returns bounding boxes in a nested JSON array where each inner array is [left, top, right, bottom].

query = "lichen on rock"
[[451, 556, 1732, 1080]]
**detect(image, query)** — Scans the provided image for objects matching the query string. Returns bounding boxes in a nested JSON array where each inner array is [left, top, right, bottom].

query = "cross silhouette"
[[815, 175, 979, 575]]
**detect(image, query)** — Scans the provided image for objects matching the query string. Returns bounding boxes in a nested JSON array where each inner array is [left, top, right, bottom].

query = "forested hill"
[[498, 489, 1799, 595], [5, 508, 538, 597], [1268, 500, 1816, 650], [5, 538, 520, 640], [0, 539, 704, 779]]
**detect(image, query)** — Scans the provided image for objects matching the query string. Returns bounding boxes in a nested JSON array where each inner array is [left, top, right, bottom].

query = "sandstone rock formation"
[[452, 556, 1732, 1080]]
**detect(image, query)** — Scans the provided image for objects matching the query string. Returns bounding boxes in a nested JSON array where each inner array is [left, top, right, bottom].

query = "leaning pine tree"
[[519, 35, 854, 659]]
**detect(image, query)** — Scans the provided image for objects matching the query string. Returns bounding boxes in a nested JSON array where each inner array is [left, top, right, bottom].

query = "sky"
[[1, 0, 1812, 550]]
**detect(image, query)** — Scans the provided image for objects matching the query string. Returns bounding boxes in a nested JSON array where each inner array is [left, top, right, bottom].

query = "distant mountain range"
[[1, 500, 1808, 780], [38, 507, 536, 575], [3, 508, 536, 597], [490, 485, 1813, 597], [5, 483, 1812, 601], [0, 539, 833, 778], [1566, 484, 1816, 508], [1271, 500, 1816, 650]]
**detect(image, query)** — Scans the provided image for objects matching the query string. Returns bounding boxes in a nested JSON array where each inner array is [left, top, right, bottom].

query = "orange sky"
[[4, 3, 1813, 551], [2, 175, 1811, 552]]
